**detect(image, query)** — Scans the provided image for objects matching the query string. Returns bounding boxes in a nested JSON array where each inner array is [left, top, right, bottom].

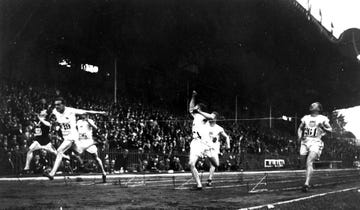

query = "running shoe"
[[43, 172, 54, 180], [301, 184, 310, 192]]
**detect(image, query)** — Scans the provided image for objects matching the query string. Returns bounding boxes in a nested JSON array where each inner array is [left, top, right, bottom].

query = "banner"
[[264, 159, 285, 168]]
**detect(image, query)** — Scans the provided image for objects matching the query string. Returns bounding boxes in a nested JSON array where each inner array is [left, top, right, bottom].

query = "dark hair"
[[197, 103, 207, 111], [54, 97, 65, 104], [212, 111, 219, 119]]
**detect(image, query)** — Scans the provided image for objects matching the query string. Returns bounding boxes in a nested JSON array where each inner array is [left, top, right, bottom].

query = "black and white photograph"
[[1, 0, 360, 209]]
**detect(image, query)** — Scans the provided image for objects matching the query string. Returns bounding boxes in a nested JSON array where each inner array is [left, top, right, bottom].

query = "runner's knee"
[[306, 153, 317, 165], [213, 159, 220, 167], [56, 150, 65, 155]]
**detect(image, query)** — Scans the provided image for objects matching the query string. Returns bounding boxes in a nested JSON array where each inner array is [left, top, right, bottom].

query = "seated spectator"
[[158, 159, 166, 172], [172, 157, 184, 172], [138, 160, 150, 173], [149, 157, 160, 172], [30, 154, 43, 174], [164, 158, 171, 171]]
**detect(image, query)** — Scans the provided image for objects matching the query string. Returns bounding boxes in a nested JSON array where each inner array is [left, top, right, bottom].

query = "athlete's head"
[[210, 111, 219, 125], [309, 102, 322, 114], [54, 97, 65, 113], [197, 103, 207, 111], [78, 113, 88, 120]]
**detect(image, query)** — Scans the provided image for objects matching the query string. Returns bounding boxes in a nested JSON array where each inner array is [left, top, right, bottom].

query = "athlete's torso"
[[52, 107, 78, 137], [301, 114, 329, 140], [32, 120, 50, 145], [77, 119, 93, 139], [191, 113, 209, 141], [209, 124, 224, 143]]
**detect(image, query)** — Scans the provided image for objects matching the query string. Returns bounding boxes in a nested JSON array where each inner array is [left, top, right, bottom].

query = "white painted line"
[[177, 176, 193, 188], [239, 186, 360, 210], [124, 177, 135, 185], [248, 178, 360, 194], [174, 177, 357, 192], [72, 176, 356, 190], [249, 174, 267, 192], [175, 183, 247, 190], [26, 171, 357, 192], [0, 168, 357, 182]]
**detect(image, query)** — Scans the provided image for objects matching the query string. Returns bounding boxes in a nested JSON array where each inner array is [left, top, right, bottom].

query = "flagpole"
[[269, 105, 272, 129], [294, 113, 298, 134], [114, 58, 117, 104], [235, 95, 238, 123]]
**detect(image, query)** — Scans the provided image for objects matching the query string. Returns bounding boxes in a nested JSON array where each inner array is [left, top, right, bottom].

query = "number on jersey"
[[304, 127, 317, 137], [34, 127, 42, 136], [61, 123, 71, 130]]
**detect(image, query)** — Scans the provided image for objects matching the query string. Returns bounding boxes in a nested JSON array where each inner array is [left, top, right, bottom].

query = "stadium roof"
[[294, 0, 360, 40]]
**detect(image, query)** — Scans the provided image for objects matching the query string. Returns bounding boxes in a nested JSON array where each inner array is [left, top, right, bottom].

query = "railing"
[[0, 148, 354, 176]]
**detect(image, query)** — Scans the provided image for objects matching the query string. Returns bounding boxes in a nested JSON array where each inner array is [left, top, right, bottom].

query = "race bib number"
[[61, 123, 71, 135], [61, 123, 71, 130], [34, 128, 42, 136], [304, 127, 317, 137]]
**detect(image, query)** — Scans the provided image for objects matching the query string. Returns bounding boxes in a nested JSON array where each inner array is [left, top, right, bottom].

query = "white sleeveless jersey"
[[301, 114, 329, 140], [77, 119, 94, 140], [191, 113, 210, 141], [208, 124, 224, 154], [52, 107, 79, 140], [209, 124, 224, 143]]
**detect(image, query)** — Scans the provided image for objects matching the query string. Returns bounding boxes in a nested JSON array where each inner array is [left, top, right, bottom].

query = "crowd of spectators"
[[0, 81, 359, 175]]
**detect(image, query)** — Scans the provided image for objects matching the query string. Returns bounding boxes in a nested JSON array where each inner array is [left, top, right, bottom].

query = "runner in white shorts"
[[44, 97, 106, 180], [206, 114, 230, 186], [188, 90, 216, 190], [297, 102, 332, 192], [75, 114, 107, 182]]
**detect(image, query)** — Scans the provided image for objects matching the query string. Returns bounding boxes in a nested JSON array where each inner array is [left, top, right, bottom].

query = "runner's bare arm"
[[87, 119, 98, 130], [72, 108, 107, 115], [37, 115, 51, 127], [297, 121, 305, 141], [221, 130, 231, 149], [197, 110, 216, 120], [320, 119, 332, 133], [189, 90, 197, 114]]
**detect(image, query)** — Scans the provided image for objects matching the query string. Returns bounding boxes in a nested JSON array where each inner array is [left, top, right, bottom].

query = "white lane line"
[[0, 168, 358, 182], [173, 178, 356, 191], [175, 183, 247, 190], [239, 186, 360, 210]]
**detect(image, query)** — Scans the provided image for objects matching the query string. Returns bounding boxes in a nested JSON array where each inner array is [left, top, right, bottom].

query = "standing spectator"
[[115, 149, 129, 173], [4, 151, 14, 175], [13, 144, 24, 174]]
